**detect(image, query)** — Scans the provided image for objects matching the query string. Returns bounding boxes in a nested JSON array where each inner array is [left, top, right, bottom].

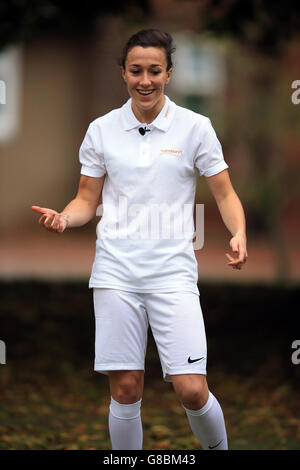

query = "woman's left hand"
[[226, 232, 248, 270]]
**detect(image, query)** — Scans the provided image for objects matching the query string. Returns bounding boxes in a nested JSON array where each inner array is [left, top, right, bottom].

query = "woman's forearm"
[[60, 197, 98, 228], [216, 191, 246, 238], [32, 175, 104, 233]]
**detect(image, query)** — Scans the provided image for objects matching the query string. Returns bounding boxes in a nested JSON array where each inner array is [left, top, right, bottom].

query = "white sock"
[[183, 391, 228, 450], [108, 397, 143, 450]]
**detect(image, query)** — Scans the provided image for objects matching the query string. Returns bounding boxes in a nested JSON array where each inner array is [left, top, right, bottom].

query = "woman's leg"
[[172, 374, 228, 450], [144, 292, 227, 449], [92, 289, 148, 449], [108, 370, 144, 450]]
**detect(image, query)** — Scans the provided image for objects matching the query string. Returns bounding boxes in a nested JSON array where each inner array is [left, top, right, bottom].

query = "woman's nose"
[[139, 72, 151, 86]]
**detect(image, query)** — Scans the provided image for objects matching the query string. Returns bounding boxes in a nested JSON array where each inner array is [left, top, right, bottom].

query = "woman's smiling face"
[[121, 46, 172, 123]]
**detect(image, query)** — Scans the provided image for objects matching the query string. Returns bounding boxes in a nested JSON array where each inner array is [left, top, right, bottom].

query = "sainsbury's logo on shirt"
[[160, 149, 183, 156]]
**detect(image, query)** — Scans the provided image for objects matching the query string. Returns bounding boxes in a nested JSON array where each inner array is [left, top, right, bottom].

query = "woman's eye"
[[129, 70, 161, 75]]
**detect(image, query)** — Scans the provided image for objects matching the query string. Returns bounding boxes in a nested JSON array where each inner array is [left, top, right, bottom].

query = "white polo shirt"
[[79, 95, 228, 295]]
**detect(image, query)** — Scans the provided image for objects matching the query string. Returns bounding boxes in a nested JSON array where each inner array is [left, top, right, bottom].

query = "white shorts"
[[93, 288, 207, 382]]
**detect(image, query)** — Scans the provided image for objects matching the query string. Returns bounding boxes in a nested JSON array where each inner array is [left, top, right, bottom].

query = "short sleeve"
[[79, 122, 106, 178], [194, 118, 228, 177]]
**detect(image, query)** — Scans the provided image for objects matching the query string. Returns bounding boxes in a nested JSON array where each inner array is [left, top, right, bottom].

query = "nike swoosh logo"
[[188, 356, 204, 363], [208, 439, 223, 449]]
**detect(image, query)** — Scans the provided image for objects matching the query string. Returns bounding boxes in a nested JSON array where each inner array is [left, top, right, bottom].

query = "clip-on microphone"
[[139, 127, 150, 136]]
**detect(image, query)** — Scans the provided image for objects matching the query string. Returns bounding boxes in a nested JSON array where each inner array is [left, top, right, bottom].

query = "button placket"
[[137, 130, 152, 167]]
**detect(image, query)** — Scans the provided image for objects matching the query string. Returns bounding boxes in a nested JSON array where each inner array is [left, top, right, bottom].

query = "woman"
[[32, 29, 247, 450]]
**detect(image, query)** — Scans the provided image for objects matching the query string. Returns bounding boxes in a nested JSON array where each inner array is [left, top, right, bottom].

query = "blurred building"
[[0, 3, 299, 282], [0, 17, 131, 229]]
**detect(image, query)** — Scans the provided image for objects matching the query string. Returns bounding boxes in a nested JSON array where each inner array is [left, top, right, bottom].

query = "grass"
[[0, 280, 299, 450], [1, 361, 299, 450]]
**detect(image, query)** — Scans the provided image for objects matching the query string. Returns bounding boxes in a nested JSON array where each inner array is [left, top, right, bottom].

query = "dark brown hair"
[[120, 28, 176, 71]]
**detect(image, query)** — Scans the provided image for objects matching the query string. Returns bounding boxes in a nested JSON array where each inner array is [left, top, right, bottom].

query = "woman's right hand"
[[32, 206, 68, 233]]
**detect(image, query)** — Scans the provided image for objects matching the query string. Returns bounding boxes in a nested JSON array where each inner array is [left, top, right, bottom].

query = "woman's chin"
[[131, 92, 165, 120], [135, 96, 162, 112], [138, 101, 155, 111]]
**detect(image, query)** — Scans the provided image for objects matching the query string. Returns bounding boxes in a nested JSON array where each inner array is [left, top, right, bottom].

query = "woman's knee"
[[109, 370, 144, 404], [171, 374, 209, 410]]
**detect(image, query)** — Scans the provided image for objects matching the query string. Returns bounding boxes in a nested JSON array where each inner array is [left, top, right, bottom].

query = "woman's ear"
[[166, 67, 173, 84], [121, 66, 126, 83]]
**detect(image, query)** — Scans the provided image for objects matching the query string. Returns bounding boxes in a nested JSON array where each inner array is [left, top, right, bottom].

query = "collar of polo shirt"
[[121, 95, 175, 133]]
